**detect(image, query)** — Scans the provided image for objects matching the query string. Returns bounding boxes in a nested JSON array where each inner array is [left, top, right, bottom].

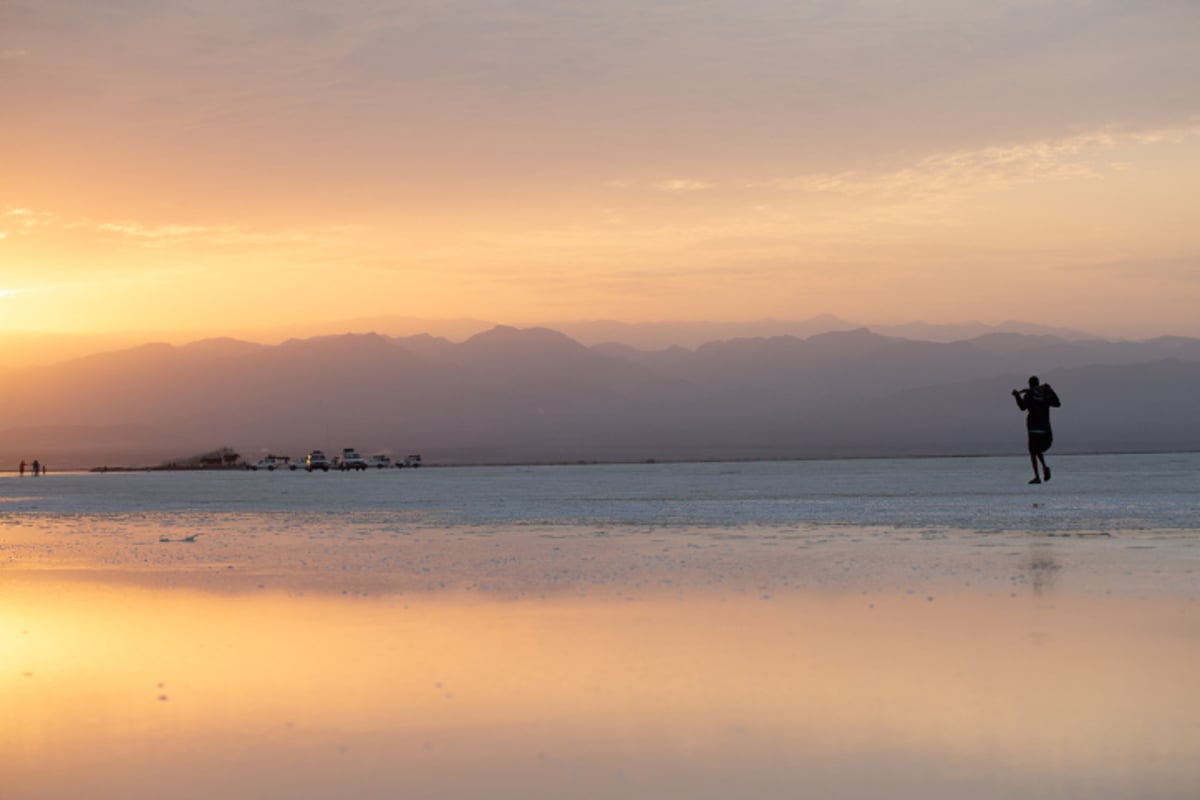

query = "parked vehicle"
[[251, 455, 289, 471], [305, 450, 331, 472], [403, 454, 423, 468], [367, 454, 392, 469], [340, 448, 368, 471]]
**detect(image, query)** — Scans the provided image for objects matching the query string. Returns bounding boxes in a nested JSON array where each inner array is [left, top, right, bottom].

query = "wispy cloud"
[[4, 207, 46, 221], [757, 122, 1200, 200], [602, 121, 1200, 203], [652, 179, 714, 193], [1, 207, 53, 236], [93, 221, 350, 248], [3, 207, 364, 250], [1064, 254, 1200, 284]]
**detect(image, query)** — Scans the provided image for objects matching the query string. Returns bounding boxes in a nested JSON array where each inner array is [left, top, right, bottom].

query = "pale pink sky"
[[2, 1, 1199, 343]]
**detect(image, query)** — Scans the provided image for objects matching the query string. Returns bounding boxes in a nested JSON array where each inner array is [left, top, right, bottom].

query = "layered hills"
[[2, 326, 1198, 468]]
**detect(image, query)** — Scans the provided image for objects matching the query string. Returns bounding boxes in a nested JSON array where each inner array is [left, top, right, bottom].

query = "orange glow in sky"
[[2, 2, 1199, 340]]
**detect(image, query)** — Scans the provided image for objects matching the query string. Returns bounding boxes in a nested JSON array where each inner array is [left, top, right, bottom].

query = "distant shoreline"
[[0, 447, 1190, 474]]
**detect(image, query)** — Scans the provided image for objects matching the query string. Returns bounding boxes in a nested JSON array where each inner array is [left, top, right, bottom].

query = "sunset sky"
[[2, 0, 1198, 344]]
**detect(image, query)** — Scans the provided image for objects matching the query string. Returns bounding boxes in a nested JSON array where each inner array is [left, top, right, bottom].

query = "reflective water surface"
[[4, 578, 1198, 800], [2, 458, 1199, 799]]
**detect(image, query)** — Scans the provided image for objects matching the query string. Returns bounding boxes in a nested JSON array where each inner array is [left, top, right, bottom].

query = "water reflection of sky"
[[3, 577, 1198, 800], [3, 459, 1199, 798]]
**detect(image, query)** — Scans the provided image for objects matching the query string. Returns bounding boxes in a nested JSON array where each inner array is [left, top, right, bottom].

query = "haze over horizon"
[[0, 312, 1116, 369], [4, 323, 1200, 469], [3, 1, 1199, 346]]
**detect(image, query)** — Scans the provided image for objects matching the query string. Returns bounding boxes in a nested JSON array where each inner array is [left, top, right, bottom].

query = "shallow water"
[[2, 454, 1199, 799], [4, 452, 1200, 531]]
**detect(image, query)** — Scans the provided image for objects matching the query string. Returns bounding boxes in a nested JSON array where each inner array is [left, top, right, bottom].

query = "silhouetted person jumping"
[[1013, 376, 1061, 484]]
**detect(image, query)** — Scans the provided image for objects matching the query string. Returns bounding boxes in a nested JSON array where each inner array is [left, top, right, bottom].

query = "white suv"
[[305, 450, 331, 472], [340, 448, 368, 471]]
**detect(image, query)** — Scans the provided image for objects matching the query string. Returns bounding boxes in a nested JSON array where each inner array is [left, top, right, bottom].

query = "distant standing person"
[[32, 459, 40, 477], [19, 460, 26, 476], [1013, 376, 1061, 484]]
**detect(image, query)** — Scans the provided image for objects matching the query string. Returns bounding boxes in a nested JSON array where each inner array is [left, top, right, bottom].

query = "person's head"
[[1028, 376, 1040, 389]]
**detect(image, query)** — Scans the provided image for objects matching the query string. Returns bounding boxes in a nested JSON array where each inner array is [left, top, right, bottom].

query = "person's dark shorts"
[[1028, 431, 1053, 455]]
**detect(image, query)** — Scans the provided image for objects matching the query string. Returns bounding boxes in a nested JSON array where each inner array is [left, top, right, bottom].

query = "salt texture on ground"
[[2, 454, 1198, 799]]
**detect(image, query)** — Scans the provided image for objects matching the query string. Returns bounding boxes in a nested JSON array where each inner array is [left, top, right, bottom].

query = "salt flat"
[[2, 456, 1198, 799]]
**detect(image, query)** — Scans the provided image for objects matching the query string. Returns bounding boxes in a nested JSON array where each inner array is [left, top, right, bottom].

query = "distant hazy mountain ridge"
[[0, 315, 1102, 369], [2, 326, 1199, 467]]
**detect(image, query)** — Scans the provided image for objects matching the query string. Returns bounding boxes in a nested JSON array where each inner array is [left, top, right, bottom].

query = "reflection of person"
[[1013, 376, 1061, 484]]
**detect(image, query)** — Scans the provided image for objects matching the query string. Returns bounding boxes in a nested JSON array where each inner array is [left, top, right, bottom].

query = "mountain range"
[[2, 325, 1199, 468], [0, 315, 1102, 369]]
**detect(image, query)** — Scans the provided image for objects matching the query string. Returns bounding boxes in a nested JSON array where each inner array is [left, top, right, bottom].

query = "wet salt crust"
[[5, 453, 1200, 532], [2, 454, 1199, 799]]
